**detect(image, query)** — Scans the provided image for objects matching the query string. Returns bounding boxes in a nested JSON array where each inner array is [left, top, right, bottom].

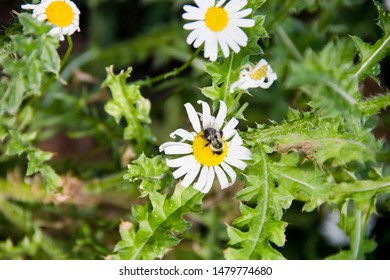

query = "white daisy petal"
[[69, 1, 81, 14], [194, 0, 215, 10], [205, 33, 219, 61], [258, 59, 267, 66], [47, 26, 61, 36], [217, 32, 230, 58], [181, 161, 201, 187], [192, 29, 207, 48], [183, 21, 205, 31], [21, 4, 37, 9], [166, 155, 195, 168], [232, 18, 256, 28], [225, 0, 247, 13], [36, 13, 47, 22], [224, 156, 247, 170], [228, 146, 252, 160], [184, 103, 201, 133], [229, 132, 244, 146], [259, 79, 273, 89], [198, 100, 211, 129], [230, 25, 249, 46], [230, 8, 252, 19], [172, 160, 194, 179], [159, 142, 193, 155], [183, 5, 204, 20], [215, 165, 229, 189], [194, 166, 209, 191], [221, 29, 241, 53], [216, 0, 227, 7], [221, 161, 237, 186], [186, 28, 202, 45], [169, 128, 195, 141], [215, 100, 227, 129], [222, 117, 239, 139], [201, 166, 215, 193]]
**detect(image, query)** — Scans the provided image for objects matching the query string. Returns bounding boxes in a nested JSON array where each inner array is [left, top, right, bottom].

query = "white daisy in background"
[[159, 100, 251, 193], [183, 0, 255, 62], [22, 0, 80, 41], [230, 59, 277, 92]]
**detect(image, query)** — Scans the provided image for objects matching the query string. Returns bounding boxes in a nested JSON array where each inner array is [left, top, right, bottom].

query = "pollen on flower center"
[[205, 7, 229, 32], [249, 65, 268, 80], [46, 1, 74, 27], [192, 132, 228, 166]]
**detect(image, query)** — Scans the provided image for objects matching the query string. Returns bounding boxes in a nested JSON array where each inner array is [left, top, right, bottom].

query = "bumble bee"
[[203, 127, 224, 155]]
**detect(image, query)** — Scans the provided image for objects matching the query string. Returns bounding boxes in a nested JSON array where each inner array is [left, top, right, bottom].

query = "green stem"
[[223, 53, 235, 103], [275, 26, 303, 61], [351, 207, 363, 260], [228, 90, 244, 115], [60, 35, 73, 72], [135, 48, 202, 87]]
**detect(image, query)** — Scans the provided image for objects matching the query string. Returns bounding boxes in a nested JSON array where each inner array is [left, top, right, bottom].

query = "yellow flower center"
[[192, 132, 228, 166], [46, 1, 74, 27], [249, 65, 268, 80], [205, 7, 229, 32]]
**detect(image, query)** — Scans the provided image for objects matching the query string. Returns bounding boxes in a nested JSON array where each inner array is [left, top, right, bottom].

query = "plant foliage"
[[0, 0, 390, 260]]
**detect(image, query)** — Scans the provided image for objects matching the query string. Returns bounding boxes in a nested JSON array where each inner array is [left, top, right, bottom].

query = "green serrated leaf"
[[18, 13, 50, 36], [332, 177, 390, 206], [270, 161, 331, 211], [103, 66, 153, 153], [287, 39, 361, 121], [225, 146, 286, 260], [123, 154, 174, 196], [245, 111, 382, 168], [353, 2, 390, 80], [358, 94, 390, 117], [113, 187, 203, 260]]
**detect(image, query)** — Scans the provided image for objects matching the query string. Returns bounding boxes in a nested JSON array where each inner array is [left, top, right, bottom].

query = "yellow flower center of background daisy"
[[192, 132, 228, 166], [46, 1, 74, 27], [205, 7, 228, 32], [249, 65, 268, 80]]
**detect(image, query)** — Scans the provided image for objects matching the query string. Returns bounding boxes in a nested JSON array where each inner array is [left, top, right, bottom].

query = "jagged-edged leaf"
[[352, 2, 390, 80], [225, 146, 286, 260], [4, 130, 60, 191], [123, 154, 174, 196], [0, 13, 60, 114], [102, 66, 154, 153], [331, 177, 390, 206], [245, 111, 382, 168], [287, 39, 361, 120], [270, 155, 331, 211], [358, 94, 390, 117], [113, 186, 203, 260]]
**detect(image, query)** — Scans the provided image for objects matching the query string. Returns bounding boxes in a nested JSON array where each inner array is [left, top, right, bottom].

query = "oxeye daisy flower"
[[159, 100, 251, 193], [230, 59, 277, 92], [183, 0, 255, 62], [21, 0, 80, 41]]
